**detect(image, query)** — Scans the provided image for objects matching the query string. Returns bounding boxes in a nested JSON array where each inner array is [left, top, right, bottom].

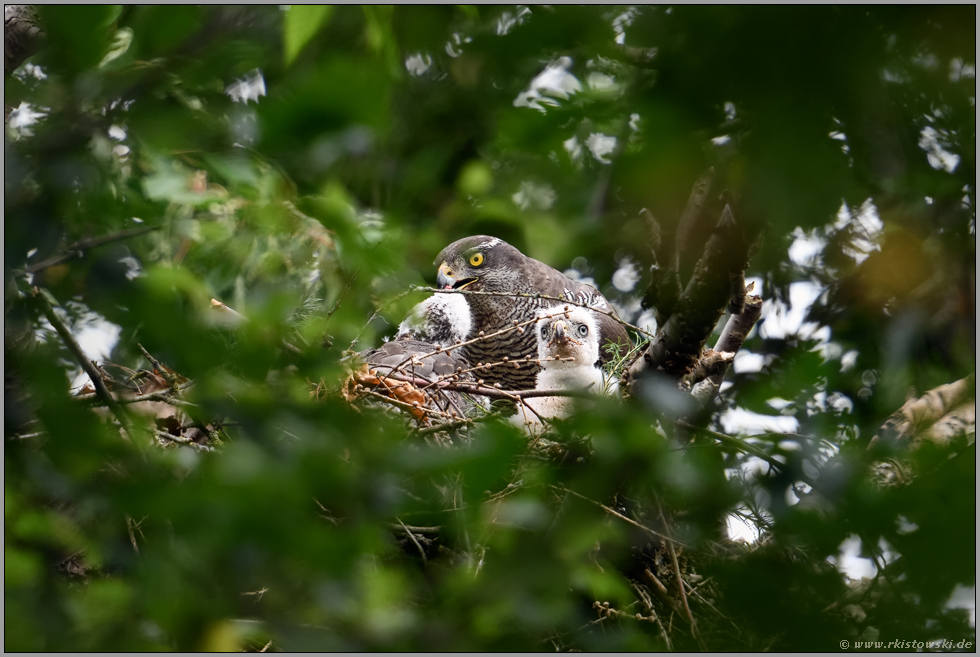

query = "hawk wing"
[[357, 339, 486, 421]]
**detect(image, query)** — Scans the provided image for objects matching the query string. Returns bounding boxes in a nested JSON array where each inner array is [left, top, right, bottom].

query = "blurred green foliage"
[[4, 5, 975, 651]]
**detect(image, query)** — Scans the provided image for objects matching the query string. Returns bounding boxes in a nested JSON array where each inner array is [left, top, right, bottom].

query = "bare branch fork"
[[625, 171, 761, 398]]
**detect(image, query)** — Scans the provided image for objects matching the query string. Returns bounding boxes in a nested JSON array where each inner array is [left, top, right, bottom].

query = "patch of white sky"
[[225, 68, 266, 105], [824, 534, 975, 624], [496, 5, 531, 36], [716, 198, 886, 472], [612, 7, 636, 46], [35, 303, 123, 392], [405, 53, 432, 76], [513, 56, 582, 113], [511, 181, 556, 212], [918, 125, 960, 173], [445, 32, 472, 59]]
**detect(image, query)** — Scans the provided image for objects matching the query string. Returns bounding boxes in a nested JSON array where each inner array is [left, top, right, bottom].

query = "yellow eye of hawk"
[[469, 252, 484, 267]]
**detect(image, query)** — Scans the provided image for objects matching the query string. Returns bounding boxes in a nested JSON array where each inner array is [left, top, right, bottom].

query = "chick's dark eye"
[[577, 324, 589, 337], [540, 326, 550, 337]]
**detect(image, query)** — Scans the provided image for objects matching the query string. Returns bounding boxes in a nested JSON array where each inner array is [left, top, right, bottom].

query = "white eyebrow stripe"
[[475, 237, 502, 250]]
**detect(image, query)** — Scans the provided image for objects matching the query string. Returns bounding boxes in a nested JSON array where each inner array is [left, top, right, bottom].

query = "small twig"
[[33, 287, 139, 450], [396, 517, 428, 566], [657, 501, 706, 650], [390, 523, 441, 534], [126, 516, 142, 554], [155, 430, 214, 452], [413, 417, 475, 437], [24, 225, 160, 274], [357, 388, 455, 422], [241, 587, 269, 602], [677, 420, 791, 478], [553, 486, 686, 547], [137, 343, 174, 385], [8, 431, 45, 440], [378, 369, 595, 402], [682, 578, 736, 627], [632, 580, 672, 650], [76, 382, 196, 406], [325, 268, 359, 322], [281, 340, 303, 355], [644, 568, 671, 597]]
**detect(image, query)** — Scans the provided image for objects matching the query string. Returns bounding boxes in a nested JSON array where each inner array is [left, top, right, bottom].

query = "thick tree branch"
[[708, 293, 763, 387], [5, 5, 42, 74], [674, 167, 715, 281], [628, 204, 752, 388]]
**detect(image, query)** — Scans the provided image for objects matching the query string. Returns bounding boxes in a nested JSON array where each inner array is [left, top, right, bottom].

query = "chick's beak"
[[553, 320, 566, 342]]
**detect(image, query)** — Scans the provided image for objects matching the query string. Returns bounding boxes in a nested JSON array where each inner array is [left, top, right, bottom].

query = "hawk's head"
[[434, 235, 524, 292]]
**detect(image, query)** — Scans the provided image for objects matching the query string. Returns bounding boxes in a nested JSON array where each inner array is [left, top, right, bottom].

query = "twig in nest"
[[137, 343, 177, 387], [657, 500, 706, 650], [552, 486, 686, 547], [241, 588, 269, 602], [155, 430, 214, 452], [126, 515, 146, 553], [632, 580, 672, 650], [396, 517, 428, 566], [413, 417, 475, 437]]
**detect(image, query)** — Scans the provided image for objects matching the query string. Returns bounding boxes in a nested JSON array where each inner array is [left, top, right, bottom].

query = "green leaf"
[[283, 5, 333, 66]]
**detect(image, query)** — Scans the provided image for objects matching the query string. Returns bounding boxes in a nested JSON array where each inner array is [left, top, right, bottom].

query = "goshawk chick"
[[510, 306, 616, 429]]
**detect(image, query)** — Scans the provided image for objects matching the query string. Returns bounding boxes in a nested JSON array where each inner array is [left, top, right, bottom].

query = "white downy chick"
[[510, 305, 616, 431], [397, 292, 472, 347]]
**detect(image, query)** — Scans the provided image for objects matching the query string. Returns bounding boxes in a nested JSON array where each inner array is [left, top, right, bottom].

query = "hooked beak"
[[547, 319, 582, 349], [437, 262, 477, 290]]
